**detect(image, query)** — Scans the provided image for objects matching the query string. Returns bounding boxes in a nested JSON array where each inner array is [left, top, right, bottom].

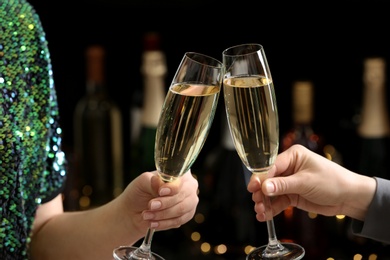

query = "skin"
[[247, 144, 376, 222], [29, 170, 199, 260]]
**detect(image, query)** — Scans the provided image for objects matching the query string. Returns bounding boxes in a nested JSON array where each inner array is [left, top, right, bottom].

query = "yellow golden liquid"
[[223, 76, 279, 173], [155, 83, 220, 182]]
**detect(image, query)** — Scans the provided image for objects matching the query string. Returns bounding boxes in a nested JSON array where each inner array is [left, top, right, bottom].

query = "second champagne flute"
[[113, 52, 223, 260], [222, 43, 305, 260]]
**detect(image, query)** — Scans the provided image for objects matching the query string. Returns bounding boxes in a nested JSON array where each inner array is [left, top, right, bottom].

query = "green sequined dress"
[[0, 0, 67, 259]]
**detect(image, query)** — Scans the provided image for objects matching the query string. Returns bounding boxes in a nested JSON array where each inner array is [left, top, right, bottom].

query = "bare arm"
[[30, 170, 199, 260]]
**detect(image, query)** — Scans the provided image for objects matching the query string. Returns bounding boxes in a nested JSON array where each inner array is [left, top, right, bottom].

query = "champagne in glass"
[[222, 43, 305, 260], [113, 52, 223, 260], [155, 82, 220, 182]]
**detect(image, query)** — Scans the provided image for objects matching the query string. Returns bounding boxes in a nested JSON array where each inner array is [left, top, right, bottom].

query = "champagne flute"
[[222, 43, 305, 260], [113, 52, 223, 260]]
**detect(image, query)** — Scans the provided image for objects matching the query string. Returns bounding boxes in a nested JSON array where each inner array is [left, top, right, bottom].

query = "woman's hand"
[[121, 170, 199, 237]]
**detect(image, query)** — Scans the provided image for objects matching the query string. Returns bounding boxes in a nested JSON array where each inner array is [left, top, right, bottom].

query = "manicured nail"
[[150, 201, 162, 210], [159, 188, 171, 196], [265, 182, 275, 193]]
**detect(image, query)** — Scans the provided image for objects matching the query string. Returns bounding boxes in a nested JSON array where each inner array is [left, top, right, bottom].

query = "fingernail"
[[143, 212, 154, 220], [150, 222, 159, 228], [265, 182, 275, 193], [150, 201, 162, 210], [159, 188, 171, 196]]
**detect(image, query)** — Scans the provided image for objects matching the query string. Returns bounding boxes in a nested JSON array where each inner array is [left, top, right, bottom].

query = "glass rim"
[[184, 52, 223, 68], [222, 43, 263, 57]]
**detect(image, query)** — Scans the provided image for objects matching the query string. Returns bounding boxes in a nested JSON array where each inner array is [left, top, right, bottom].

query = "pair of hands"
[[122, 144, 377, 240]]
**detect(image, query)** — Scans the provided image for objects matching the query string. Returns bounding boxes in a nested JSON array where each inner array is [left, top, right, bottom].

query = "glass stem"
[[134, 228, 155, 258], [263, 192, 284, 251]]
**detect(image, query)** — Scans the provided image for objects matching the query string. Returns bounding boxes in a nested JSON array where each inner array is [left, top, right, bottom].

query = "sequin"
[[0, 0, 67, 259]]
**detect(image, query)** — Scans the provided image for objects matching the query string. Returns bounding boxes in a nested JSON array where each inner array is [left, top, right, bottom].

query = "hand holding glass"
[[222, 43, 305, 260], [113, 52, 223, 259]]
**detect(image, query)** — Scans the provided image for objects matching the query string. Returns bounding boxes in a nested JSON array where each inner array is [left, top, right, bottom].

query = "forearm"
[[30, 199, 143, 260]]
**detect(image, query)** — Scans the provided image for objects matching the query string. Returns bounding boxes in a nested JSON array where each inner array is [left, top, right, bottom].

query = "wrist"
[[344, 173, 376, 221]]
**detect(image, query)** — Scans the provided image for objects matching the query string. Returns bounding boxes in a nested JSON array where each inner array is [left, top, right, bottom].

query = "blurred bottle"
[[139, 32, 167, 172], [280, 80, 329, 258], [130, 32, 167, 177], [128, 85, 143, 182], [73, 45, 124, 209], [281, 80, 325, 153], [357, 57, 390, 179]]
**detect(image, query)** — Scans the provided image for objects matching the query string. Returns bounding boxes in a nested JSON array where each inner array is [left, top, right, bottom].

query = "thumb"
[[262, 176, 296, 197]]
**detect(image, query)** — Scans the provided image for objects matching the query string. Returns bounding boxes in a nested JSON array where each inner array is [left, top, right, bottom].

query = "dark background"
[[29, 0, 390, 172], [28, 0, 390, 259]]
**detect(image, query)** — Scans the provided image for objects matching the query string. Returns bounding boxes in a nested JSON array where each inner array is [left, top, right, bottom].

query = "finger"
[[157, 170, 196, 196], [146, 193, 199, 220], [150, 172, 164, 197], [251, 190, 264, 204], [262, 173, 306, 197], [253, 195, 291, 221], [253, 203, 266, 222], [268, 195, 294, 216], [272, 145, 309, 177], [253, 200, 265, 216], [149, 209, 196, 231], [247, 174, 261, 193]]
